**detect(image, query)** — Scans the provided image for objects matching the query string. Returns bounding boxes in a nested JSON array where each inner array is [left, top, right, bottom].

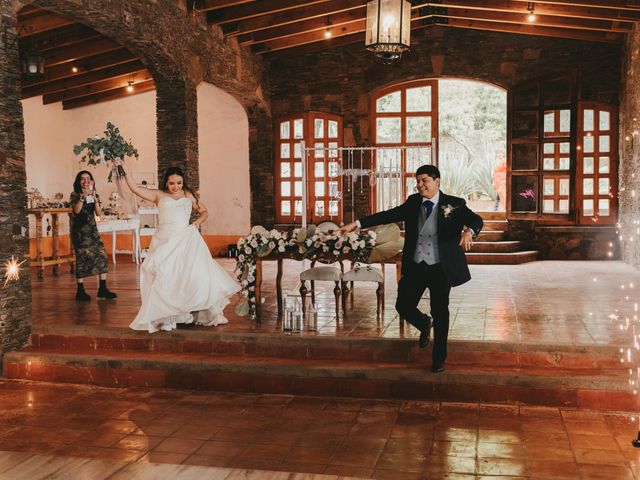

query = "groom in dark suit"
[[340, 165, 483, 372]]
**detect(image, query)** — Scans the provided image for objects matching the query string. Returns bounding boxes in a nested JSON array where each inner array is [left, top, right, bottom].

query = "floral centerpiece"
[[235, 226, 377, 317], [73, 122, 139, 182]]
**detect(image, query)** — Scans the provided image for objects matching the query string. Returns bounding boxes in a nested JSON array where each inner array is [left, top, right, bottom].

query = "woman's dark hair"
[[73, 170, 95, 193], [160, 166, 199, 204]]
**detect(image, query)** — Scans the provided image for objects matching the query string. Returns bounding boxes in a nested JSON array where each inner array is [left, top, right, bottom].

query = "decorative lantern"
[[21, 53, 45, 77], [365, 0, 411, 63]]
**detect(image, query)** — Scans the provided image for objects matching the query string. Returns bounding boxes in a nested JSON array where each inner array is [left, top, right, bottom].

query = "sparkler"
[[3, 256, 25, 287]]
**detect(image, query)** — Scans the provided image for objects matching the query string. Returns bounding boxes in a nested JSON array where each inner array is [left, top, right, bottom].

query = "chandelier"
[[365, 0, 411, 63]]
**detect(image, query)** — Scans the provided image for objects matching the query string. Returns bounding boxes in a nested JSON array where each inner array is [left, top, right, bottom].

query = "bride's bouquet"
[[73, 122, 139, 182]]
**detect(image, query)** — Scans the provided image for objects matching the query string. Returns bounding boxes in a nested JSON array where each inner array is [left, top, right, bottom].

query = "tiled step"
[[470, 241, 521, 253], [25, 325, 623, 369], [476, 230, 505, 241], [478, 211, 507, 220], [4, 347, 636, 410], [482, 220, 508, 230], [466, 251, 538, 264]]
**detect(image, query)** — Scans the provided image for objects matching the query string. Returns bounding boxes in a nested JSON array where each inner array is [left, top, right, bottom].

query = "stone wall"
[[0, 16, 32, 358], [268, 27, 622, 222], [509, 222, 619, 260], [619, 24, 640, 269]]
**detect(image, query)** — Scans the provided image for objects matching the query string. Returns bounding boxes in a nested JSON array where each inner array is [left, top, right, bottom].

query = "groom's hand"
[[339, 222, 358, 236], [460, 229, 474, 251]]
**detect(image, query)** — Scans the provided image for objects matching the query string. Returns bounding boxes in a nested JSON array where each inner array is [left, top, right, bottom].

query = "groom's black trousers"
[[396, 261, 452, 364]]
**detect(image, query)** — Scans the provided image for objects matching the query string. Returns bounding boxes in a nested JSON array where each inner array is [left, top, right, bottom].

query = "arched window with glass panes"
[[370, 80, 438, 213], [274, 112, 343, 224]]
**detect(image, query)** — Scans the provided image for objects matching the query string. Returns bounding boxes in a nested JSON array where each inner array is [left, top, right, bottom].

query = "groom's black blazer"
[[360, 191, 483, 287]]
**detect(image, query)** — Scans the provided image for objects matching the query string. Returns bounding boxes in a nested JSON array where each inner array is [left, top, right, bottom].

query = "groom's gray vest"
[[413, 200, 440, 265]]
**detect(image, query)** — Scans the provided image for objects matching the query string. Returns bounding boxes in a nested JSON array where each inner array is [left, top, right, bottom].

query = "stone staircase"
[[4, 324, 636, 411], [467, 211, 537, 264]]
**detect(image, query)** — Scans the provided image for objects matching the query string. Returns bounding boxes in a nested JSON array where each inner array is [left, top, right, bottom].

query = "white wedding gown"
[[129, 196, 240, 333]]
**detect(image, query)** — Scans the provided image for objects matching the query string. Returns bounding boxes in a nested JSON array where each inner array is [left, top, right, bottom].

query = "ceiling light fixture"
[[365, 0, 411, 63], [527, 2, 536, 22], [126, 80, 134, 93], [71, 63, 79, 73]]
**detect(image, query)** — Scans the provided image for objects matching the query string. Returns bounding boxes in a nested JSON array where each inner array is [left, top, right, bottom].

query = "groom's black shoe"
[[419, 314, 432, 348], [431, 361, 445, 373]]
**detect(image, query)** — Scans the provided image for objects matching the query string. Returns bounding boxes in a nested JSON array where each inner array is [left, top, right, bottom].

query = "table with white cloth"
[[96, 217, 141, 264]]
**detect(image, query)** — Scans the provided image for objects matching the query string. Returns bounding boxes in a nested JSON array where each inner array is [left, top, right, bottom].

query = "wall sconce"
[[21, 52, 45, 77]]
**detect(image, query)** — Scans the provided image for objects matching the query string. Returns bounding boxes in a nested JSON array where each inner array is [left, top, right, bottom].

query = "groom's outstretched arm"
[[339, 201, 410, 235]]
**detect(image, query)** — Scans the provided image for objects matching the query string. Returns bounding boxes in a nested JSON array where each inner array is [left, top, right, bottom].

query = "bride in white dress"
[[117, 161, 240, 333]]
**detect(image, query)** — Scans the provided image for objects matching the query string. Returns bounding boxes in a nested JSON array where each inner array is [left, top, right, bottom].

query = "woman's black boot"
[[75, 283, 91, 301]]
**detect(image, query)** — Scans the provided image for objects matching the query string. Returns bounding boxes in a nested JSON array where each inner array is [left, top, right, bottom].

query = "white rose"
[[268, 241, 275, 249], [250, 239, 258, 248], [238, 254, 245, 262], [245, 247, 252, 254], [278, 246, 285, 252]]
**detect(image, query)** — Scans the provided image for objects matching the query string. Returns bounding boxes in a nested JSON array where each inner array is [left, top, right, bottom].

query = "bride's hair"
[[161, 166, 199, 205]]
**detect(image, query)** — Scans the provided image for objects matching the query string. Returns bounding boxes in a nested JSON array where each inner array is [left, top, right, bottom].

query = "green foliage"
[[472, 141, 498, 200], [438, 79, 506, 201], [439, 145, 475, 199], [73, 122, 139, 181]]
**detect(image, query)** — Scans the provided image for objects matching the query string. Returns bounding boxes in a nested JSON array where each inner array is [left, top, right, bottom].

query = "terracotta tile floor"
[[32, 259, 637, 346], [0, 379, 639, 479]]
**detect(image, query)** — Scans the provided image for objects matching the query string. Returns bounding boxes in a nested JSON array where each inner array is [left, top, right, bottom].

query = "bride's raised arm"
[[115, 160, 160, 204]]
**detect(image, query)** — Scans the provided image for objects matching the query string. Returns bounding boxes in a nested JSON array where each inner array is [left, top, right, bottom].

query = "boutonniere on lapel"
[[441, 204, 457, 219]]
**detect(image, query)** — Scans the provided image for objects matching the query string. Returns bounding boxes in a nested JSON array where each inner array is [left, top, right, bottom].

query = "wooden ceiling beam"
[[223, 0, 363, 36], [432, 0, 640, 22], [263, 31, 364, 59], [44, 70, 153, 104], [22, 60, 146, 99], [441, 8, 631, 33], [20, 25, 102, 54], [62, 80, 156, 110], [238, 7, 365, 45], [507, 0, 640, 11], [206, 0, 331, 24], [194, 0, 256, 11], [41, 37, 122, 67], [255, 18, 366, 53], [18, 11, 75, 37], [439, 17, 624, 43], [22, 49, 137, 87]]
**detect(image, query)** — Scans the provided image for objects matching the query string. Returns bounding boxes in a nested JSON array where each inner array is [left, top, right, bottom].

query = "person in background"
[[70, 171, 117, 301]]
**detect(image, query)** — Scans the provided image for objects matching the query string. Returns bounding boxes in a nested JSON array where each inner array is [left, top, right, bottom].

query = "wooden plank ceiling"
[[18, 6, 154, 110], [199, 0, 638, 58], [19, 2, 638, 108]]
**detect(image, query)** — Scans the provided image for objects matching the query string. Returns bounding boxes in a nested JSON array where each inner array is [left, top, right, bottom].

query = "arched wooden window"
[[370, 80, 438, 212], [274, 112, 343, 224]]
